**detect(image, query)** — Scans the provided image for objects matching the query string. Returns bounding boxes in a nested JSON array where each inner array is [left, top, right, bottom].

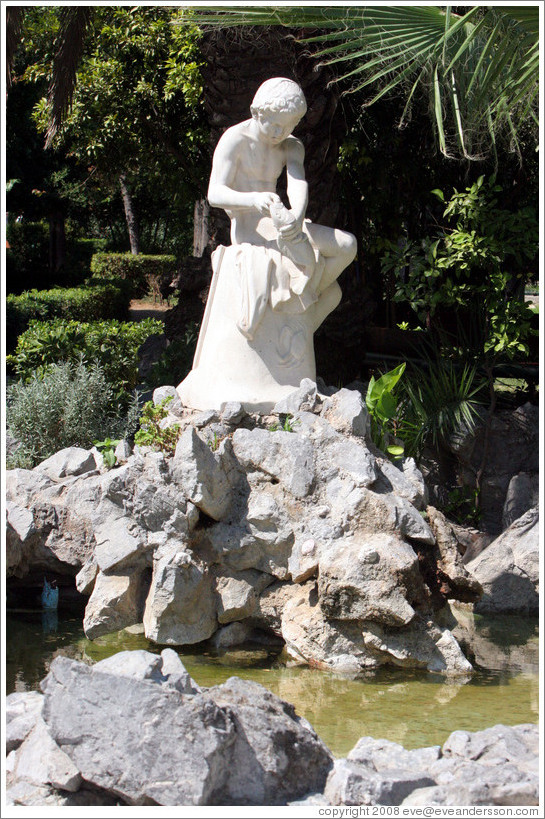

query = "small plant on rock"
[[93, 437, 121, 469], [134, 397, 181, 455]]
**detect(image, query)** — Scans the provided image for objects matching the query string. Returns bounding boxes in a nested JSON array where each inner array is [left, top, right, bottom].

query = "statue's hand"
[[278, 213, 304, 242], [252, 192, 282, 215]]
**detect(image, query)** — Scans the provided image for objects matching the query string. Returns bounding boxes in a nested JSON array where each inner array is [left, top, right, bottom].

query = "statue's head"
[[250, 77, 307, 121]]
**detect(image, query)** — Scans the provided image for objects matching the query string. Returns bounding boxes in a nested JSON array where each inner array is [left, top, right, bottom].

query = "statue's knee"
[[340, 231, 357, 263]]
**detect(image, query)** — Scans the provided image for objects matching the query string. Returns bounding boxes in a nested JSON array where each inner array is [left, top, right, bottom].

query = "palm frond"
[[45, 6, 92, 148], [177, 5, 539, 161]]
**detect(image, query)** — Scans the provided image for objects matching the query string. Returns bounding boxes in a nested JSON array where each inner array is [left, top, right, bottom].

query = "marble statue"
[[177, 77, 357, 412]]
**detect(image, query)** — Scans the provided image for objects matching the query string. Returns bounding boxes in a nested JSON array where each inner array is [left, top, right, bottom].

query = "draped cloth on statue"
[[177, 243, 326, 412]]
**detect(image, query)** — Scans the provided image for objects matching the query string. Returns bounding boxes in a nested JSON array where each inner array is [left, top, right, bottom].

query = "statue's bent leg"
[[312, 281, 342, 331], [304, 222, 357, 290]]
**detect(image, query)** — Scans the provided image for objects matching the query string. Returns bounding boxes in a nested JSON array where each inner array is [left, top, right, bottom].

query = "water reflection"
[[5, 611, 539, 758]]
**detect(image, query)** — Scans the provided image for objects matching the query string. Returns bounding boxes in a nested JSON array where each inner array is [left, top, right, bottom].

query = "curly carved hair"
[[250, 77, 307, 119]]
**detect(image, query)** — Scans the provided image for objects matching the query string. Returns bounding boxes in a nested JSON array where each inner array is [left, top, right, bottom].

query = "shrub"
[[6, 317, 164, 401], [5, 279, 131, 349], [5, 220, 49, 293], [90, 252, 177, 299], [6, 360, 140, 469]]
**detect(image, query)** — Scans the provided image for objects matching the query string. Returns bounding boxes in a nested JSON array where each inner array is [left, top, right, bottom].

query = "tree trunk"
[[193, 199, 209, 257], [119, 173, 139, 254]]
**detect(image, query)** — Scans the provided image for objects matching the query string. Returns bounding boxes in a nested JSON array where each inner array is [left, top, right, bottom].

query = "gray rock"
[[6, 691, 44, 753], [280, 582, 381, 673], [5, 467, 54, 506], [12, 717, 82, 792], [152, 385, 178, 405], [171, 426, 231, 520], [273, 378, 319, 415], [323, 436, 377, 488], [232, 428, 315, 498], [206, 676, 333, 804], [114, 439, 133, 464], [324, 758, 435, 806], [92, 647, 200, 694], [502, 472, 539, 529], [215, 569, 272, 623], [34, 447, 97, 480], [210, 621, 253, 650], [143, 542, 217, 645], [75, 557, 98, 595], [160, 647, 202, 694], [6, 502, 36, 543], [403, 762, 539, 806], [221, 401, 245, 425], [467, 508, 539, 615], [375, 457, 428, 510], [321, 387, 370, 438], [83, 567, 149, 640], [427, 506, 483, 603], [288, 535, 320, 583], [318, 533, 424, 626], [93, 515, 148, 573], [362, 616, 474, 675], [41, 656, 235, 805], [347, 736, 441, 771]]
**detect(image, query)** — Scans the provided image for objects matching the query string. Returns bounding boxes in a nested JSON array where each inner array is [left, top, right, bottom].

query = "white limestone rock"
[[321, 387, 370, 438], [83, 567, 148, 639], [34, 447, 98, 480], [170, 426, 231, 520], [466, 507, 539, 614], [143, 542, 217, 645], [318, 533, 425, 627], [232, 427, 315, 498]]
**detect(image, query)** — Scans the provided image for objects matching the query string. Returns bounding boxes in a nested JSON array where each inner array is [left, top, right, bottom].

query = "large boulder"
[[318, 533, 426, 626], [143, 541, 217, 644], [35, 653, 333, 806], [41, 656, 235, 805], [206, 676, 333, 804], [466, 508, 539, 615]]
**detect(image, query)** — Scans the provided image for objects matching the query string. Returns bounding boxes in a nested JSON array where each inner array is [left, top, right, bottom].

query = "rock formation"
[[5, 653, 539, 807], [6, 381, 485, 676]]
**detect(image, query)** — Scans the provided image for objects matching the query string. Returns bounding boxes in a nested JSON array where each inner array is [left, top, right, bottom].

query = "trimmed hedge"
[[5, 279, 132, 351], [90, 252, 177, 299], [6, 317, 164, 401], [6, 221, 108, 291]]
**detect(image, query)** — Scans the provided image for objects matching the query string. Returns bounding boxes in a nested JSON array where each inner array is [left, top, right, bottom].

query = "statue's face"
[[254, 110, 302, 144]]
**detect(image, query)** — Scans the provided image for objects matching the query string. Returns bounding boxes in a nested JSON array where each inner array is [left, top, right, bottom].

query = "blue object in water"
[[41, 577, 59, 610]]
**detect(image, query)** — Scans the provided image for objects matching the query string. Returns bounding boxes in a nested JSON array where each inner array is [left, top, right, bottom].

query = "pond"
[[5, 608, 538, 759]]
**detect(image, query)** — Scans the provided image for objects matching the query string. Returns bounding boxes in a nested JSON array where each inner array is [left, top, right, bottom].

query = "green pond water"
[[6, 610, 539, 758]]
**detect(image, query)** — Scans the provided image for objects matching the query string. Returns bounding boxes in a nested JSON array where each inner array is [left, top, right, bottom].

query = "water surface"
[[6, 611, 538, 758]]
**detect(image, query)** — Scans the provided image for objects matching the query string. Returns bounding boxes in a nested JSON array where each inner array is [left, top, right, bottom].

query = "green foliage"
[[134, 397, 181, 455], [365, 363, 406, 458], [6, 279, 131, 347], [187, 6, 538, 161], [383, 176, 538, 363], [6, 360, 138, 469], [267, 414, 300, 433], [397, 359, 486, 460], [93, 437, 120, 469], [145, 322, 200, 390], [6, 317, 163, 402], [442, 485, 482, 528], [90, 252, 177, 299]]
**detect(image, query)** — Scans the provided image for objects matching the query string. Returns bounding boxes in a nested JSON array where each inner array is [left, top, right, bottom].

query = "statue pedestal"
[[177, 243, 325, 412]]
